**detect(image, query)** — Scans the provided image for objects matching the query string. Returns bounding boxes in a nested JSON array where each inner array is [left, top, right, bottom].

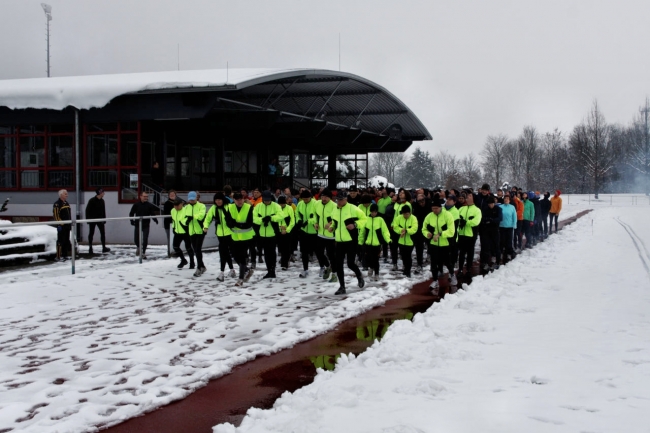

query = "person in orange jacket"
[[511, 190, 524, 252], [549, 190, 563, 234]]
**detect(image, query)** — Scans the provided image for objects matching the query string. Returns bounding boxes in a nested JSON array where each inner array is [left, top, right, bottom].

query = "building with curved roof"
[[0, 68, 430, 239]]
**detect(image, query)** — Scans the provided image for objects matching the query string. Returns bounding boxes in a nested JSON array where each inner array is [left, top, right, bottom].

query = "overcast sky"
[[1, 0, 649, 156]]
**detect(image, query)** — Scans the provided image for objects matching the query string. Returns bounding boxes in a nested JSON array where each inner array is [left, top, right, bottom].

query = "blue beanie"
[[188, 191, 197, 200]]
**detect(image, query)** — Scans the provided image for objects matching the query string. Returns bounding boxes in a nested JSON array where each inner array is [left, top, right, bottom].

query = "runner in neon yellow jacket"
[[392, 205, 418, 277], [171, 199, 194, 269], [328, 194, 367, 295], [423, 197, 457, 293], [457, 191, 482, 277], [185, 191, 207, 275], [313, 189, 337, 281], [203, 192, 234, 280], [277, 196, 295, 270], [253, 191, 285, 278], [359, 203, 391, 281]]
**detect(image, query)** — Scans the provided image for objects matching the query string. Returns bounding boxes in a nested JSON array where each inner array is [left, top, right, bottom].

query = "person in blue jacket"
[[499, 194, 517, 261]]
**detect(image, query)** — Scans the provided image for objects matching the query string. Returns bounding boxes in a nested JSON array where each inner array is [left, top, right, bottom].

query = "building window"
[[84, 122, 140, 203], [0, 125, 75, 191]]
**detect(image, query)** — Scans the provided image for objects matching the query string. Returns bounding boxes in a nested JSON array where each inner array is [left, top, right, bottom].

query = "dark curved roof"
[[0, 68, 431, 151], [135, 69, 432, 142]]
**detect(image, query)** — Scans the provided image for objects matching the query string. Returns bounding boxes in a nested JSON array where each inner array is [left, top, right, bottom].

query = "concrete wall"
[[0, 191, 219, 248]]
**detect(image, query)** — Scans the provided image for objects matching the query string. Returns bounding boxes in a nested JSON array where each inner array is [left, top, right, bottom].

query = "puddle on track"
[[103, 210, 591, 433]]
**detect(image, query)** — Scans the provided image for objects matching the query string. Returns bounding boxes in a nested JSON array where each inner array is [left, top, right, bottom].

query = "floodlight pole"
[[41, 4, 52, 77]]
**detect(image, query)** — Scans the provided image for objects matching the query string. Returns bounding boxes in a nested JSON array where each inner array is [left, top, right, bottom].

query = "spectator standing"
[[522, 192, 535, 248], [540, 192, 551, 238], [549, 190, 562, 234], [86, 188, 110, 254], [480, 196, 502, 271], [162, 190, 180, 247], [499, 194, 517, 261], [129, 191, 159, 258], [53, 189, 72, 262]]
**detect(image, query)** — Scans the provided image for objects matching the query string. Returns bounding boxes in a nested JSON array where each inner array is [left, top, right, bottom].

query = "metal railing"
[[3, 214, 171, 275]]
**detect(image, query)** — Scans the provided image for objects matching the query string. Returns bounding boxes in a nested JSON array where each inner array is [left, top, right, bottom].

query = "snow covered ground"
[[215, 204, 650, 433], [0, 195, 647, 432], [0, 241, 427, 433]]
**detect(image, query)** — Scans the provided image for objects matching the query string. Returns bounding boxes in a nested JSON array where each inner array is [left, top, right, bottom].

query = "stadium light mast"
[[41, 3, 52, 77]]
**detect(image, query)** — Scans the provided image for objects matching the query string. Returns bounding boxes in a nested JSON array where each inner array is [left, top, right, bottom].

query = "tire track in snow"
[[615, 217, 650, 279]]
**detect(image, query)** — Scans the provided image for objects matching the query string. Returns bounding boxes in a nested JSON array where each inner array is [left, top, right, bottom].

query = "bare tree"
[[369, 152, 405, 185], [480, 134, 508, 188], [540, 128, 567, 191], [459, 153, 482, 188], [503, 139, 524, 188], [582, 100, 618, 198], [516, 126, 541, 189], [431, 150, 457, 188]]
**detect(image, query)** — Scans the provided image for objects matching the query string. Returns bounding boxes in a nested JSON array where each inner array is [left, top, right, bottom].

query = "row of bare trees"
[[369, 100, 650, 196]]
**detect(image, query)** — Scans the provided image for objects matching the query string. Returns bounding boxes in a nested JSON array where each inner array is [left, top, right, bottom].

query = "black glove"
[[186, 216, 193, 222], [284, 216, 291, 225], [262, 216, 272, 224], [130, 220, 136, 226], [459, 219, 467, 229]]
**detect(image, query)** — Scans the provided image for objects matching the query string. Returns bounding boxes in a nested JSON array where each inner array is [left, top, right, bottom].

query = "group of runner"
[[167, 183, 563, 295]]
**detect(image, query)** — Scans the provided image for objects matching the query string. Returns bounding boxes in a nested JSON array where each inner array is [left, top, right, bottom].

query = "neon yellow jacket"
[[314, 199, 337, 239], [227, 203, 255, 241], [278, 204, 295, 234], [330, 203, 368, 243], [296, 199, 318, 234], [253, 201, 285, 238], [457, 204, 482, 237], [392, 202, 412, 224], [422, 209, 456, 247], [171, 207, 189, 235], [392, 213, 418, 246], [359, 216, 391, 246], [185, 202, 206, 236], [203, 204, 233, 237]]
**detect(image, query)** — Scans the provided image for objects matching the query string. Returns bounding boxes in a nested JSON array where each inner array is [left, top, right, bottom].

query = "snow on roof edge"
[[0, 68, 311, 111]]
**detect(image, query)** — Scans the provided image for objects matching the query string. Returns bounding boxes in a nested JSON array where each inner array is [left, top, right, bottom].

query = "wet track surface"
[[104, 210, 590, 433]]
